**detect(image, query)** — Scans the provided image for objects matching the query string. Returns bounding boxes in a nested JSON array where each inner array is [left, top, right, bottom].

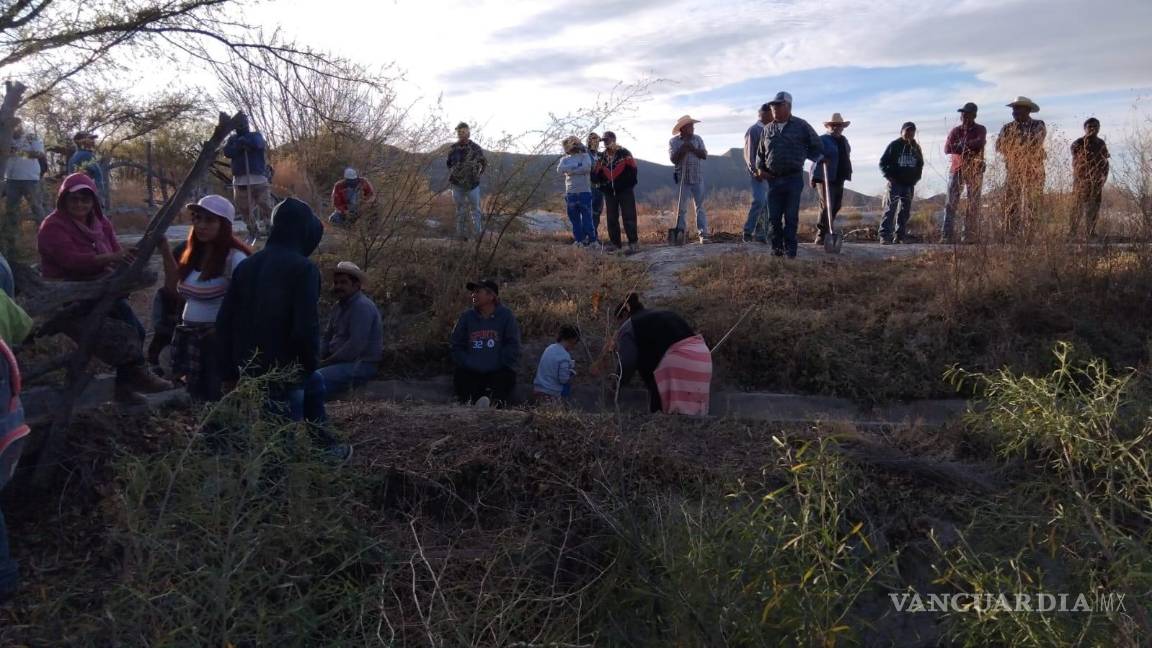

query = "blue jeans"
[[564, 192, 596, 243], [590, 188, 604, 232], [942, 168, 983, 242], [315, 361, 378, 396], [451, 186, 483, 238], [766, 174, 805, 256], [880, 182, 915, 242], [675, 183, 708, 235], [744, 177, 768, 238]]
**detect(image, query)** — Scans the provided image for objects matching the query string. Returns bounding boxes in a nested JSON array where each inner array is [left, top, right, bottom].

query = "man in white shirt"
[[4, 119, 47, 252]]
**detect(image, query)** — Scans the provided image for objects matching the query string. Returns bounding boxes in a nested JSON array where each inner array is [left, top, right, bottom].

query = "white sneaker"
[[474, 396, 491, 408], [699, 233, 709, 244]]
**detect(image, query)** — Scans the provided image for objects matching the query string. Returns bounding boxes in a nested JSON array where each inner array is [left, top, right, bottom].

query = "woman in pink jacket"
[[36, 173, 173, 402]]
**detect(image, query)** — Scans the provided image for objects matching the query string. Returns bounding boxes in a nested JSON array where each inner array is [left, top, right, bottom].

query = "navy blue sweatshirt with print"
[[450, 304, 521, 374]]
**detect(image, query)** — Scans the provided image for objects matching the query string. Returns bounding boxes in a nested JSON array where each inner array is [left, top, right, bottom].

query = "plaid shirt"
[[756, 116, 824, 176], [669, 134, 707, 184]]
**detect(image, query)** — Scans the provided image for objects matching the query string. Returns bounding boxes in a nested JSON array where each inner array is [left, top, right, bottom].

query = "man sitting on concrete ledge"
[[450, 279, 520, 407], [317, 261, 382, 396]]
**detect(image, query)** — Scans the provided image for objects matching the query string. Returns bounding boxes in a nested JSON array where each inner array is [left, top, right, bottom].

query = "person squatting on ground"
[[879, 122, 925, 244], [160, 195, 252, 401], [755, 91, 825, 258], [447, 122, 488, 241], [67, 131, 106, 206], [593, 131, 640, 254], [450, 279, 521, 407], [1070, 118, 1110, 240], [669, 115, 709, 243], [533, 325, 579, 404], [613, 293, 711, 415], [36, 173, 173, 403], [587, 132, 605, 239], [555, 136, 597, 246], [223, 113, 274, 241], [0, 265, 33, 604], [811, 112, 853, 246], [316, 261, 383, 396], [215, 197, 352, 462], [329, 167, 376, 226], [743, 104, 772, 243], [3, 118, 47, 254], [996, 96, 1046, 240], [942, 102, 986, 243]]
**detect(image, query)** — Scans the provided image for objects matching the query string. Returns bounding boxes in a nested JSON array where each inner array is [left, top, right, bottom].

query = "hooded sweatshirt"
[[216, 197, 324, 381], [222, 125, 269, 180], [556, 145, 593, 194], [37, 173, 120, 280], [449, 303, 521, 374], [879, 138, 924, 186]]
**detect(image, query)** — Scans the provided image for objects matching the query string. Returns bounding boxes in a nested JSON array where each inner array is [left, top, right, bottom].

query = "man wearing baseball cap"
[[67, 131, 106, 206], [754, 91, 824, 257], [329, 167, 376, 226], [942, 102, 987, 243], [447, 122, 488, 240], [450, 279, 521, 406]]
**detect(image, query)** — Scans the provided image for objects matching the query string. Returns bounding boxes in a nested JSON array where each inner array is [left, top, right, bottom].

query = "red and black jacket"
[[594, 147, 638, 195]]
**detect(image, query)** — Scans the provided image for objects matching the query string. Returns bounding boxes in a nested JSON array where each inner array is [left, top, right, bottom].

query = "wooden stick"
[[31, 111, 243, 487]]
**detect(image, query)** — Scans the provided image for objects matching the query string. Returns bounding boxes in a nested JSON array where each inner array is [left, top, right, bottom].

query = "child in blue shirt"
[[533, 325, 580, 402]]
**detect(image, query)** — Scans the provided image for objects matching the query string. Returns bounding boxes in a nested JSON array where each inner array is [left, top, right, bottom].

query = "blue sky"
[[257, 0, 1151, 195]]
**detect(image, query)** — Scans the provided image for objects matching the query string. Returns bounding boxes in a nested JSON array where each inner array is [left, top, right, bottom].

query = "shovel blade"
[[824, 232, 843, 254]]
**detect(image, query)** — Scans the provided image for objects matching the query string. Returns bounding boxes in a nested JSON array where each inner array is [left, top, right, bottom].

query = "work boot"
[[625, 243, 639, 255], [123, 363, 174, 394]]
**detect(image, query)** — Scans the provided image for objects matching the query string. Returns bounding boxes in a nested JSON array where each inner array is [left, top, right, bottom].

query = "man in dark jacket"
[[878, 122, 925, 244], [447, 122, 487, 240], [450, 279, 521, 406], [810, 113, 853, 245], [223, 113, 273, 241], [1070, 117, 1110, 240], [216, 198, 350, 460], [594, 131, 640, 254]]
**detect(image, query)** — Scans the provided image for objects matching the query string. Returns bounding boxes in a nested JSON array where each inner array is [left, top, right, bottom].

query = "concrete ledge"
[[21, 374, 970, 428]]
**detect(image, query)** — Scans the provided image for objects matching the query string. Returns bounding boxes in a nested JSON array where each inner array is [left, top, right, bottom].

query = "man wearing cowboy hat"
[[669, 115, 709, 243], [811, 113, 853, 246], [996, 96, 1047, 239], [942, 102, 987, 243], [316, 261, 383, 398]]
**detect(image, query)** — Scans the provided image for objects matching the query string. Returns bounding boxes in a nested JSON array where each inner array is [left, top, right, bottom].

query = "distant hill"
[[423, 145, 882, 210]]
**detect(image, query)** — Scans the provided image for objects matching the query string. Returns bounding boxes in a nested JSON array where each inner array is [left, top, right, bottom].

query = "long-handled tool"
[[668, 146, 687, 246], [241, 142, 259, 245], [822, 161, 843, 254]]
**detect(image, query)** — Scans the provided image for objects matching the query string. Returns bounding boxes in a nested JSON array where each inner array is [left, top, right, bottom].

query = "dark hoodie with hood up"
[[216, 197, 324, 381]]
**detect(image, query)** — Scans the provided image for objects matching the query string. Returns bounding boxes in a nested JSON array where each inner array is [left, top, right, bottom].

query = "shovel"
[[822, 161, 843, 254]]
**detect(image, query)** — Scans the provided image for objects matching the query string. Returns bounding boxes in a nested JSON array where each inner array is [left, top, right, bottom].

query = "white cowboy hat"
[[185, 194, 236, 223], [333, 261, 368, 284], [672, 115, 701, 135], [823, 112, 851, 127], [1006, 96, 1040, 113]]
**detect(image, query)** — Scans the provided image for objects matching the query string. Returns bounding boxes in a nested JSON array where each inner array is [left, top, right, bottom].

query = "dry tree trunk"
[[28, 111, 244, 487]]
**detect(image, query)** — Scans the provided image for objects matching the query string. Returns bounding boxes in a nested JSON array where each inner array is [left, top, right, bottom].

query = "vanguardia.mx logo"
[[889, 592, 1128, 614]]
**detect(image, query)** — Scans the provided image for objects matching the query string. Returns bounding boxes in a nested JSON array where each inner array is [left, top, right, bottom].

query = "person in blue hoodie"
[[222, 113, 273, 241], [450, 279, 521, 406], [216, 197, 351, 461]]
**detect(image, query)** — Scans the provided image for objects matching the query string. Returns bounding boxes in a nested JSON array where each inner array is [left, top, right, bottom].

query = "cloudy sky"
[[267, 0, 1150, 194]]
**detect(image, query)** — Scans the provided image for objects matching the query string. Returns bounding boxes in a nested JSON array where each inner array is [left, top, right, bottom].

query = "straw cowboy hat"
[[672, 115, 701, 135], [1006, 96, 1040, 113], [334, 261, 368, 284], [823, 113, 851, 127]]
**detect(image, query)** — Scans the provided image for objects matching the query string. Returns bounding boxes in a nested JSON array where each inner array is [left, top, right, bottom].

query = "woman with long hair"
[[161, 195, 252, 400]]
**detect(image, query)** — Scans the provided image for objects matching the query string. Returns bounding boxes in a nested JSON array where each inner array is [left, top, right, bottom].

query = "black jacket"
[[593, 147, 638, 196], [879, 138, 924, 186], [217, 197, 324, 381]]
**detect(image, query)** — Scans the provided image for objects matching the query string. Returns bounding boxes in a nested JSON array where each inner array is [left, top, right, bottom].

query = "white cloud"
[[256, 0, 1150, 194]]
